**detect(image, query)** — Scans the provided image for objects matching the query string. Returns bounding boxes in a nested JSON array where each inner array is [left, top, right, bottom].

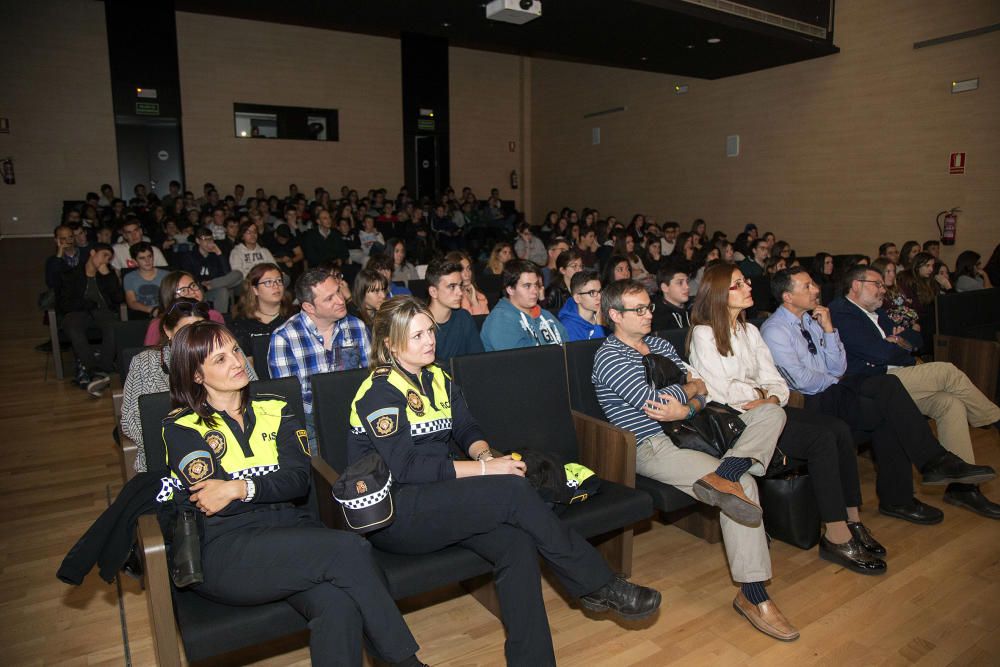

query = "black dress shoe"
[[921, 452, 996, 486], [819, 536, 887, 575], [943, 484, 1000, 520], [847, 521, 886, 557], [879, 498, 944, 525], [579, 576, 662, 620]]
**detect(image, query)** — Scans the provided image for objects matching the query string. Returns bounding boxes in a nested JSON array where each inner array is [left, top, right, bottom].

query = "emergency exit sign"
[[136, 102, 160, 116]]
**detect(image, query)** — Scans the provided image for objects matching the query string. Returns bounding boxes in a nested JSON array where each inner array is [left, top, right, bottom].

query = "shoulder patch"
[[204, 430, 227, 457], [296, 429, 311, 456], [366, 407, 399, 437], [372, 366, 392, 379], [178, 450, 215, 485], [163, 406, 192, 423]]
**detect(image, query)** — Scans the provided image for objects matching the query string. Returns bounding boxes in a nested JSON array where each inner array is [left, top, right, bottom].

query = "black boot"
[[943, 483, 1000, 520], [579, 576, 662, 620]]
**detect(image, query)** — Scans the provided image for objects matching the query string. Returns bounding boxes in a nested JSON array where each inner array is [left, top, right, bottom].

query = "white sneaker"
[[86, 374, 111, 398]]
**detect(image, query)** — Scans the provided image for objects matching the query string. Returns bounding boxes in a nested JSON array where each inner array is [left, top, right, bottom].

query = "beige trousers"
[[635, 402, 786, 583], [889, 362, 1000, 464]]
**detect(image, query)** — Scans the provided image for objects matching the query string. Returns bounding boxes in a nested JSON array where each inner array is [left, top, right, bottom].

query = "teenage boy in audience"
[[301, 208, 348, 268], [829, 266, 1000, 518], [46, 225, 84, 290], [650, 262, 692, 331], [57, 243, 123, 396], [738, 239, 769, 279], [178, 227, 243, 313], [576, 227, 600, 269], [425, 258, 484, 362], [481, 259, 568, 351], [123, 242, 168, 317], [762, 267, 997, 522], [269, 268, 371, 453], [558, 269, 606, 341], [111, 218, 167, 270], [542, 237, 570, 288], [592, 279, 797, 641], [877, 242, 900, 264], [922, 240, 941, 259], [514, 221, 547, 266], [659, 222, 680, 257]]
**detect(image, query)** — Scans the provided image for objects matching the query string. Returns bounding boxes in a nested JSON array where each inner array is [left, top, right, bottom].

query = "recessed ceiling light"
[[707, 37, 721, 44], [441, 22, 450, 28], [686, 44, 695, 49], [640, 56, 648, 62]]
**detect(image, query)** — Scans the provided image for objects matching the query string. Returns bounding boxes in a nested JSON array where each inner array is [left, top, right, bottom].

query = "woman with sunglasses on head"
[[122, 299, 258, 473], [161, 320, 424, 667], [348, 296, 660, 666], [230, 263, 295, 364], [349, 268, 389, 332], [688, 264, 887, 577], [143, 271, 226, 345]]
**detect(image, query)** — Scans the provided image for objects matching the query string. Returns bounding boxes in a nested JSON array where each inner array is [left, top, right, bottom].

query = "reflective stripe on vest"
[[350, 365, 452, 436]]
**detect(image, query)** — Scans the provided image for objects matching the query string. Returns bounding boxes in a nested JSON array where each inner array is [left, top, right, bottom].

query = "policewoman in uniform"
[[348, 296, 662, 666], [161, 320, 424, 667]]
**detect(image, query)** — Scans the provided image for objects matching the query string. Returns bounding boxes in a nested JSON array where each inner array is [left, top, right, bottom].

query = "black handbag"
[[642, 353, 746, 458], [758, 468, 821, 550]]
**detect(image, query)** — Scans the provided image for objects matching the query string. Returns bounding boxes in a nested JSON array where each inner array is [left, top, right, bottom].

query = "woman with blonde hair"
[[347, 296, 661, 665], [485, 241, 514, 276]]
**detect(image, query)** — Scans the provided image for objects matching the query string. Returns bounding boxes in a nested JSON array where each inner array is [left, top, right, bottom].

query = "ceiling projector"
[[486, 0, 542, 25]]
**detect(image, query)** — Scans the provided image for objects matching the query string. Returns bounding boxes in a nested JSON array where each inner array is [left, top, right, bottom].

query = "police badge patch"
[[296, 429, 310, 456], [179, 450, 215, 485], [204, 430, 227, 457], [366, 407, 399, 437], [406, 390, 425, 416], [355, 480, 368, 494]]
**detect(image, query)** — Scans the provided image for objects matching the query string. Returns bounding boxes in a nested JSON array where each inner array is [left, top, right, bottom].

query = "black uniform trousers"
[[370, 475, 614, 667], [195, 505, 418, 666], [776, 407, 862, 523], [804, 374, 943, 506]]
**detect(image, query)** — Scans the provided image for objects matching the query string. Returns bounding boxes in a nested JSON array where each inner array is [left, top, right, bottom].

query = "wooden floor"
[[2, 237, 999, 666]]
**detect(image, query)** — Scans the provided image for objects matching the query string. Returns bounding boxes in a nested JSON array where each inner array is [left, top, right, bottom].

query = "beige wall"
[[449, 47, 528, 209], [530, 0, 1000, 263], [176, 12, 403, 200], [0, 0, 117, 237]]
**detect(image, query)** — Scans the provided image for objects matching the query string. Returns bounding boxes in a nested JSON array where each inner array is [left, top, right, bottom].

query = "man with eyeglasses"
[[178, 226, 243, 313], [481, 259, 568, 351], [762, 267, 996, 523], [828, 265, 1000, 519], [425, 258, 483, 362], [558, 269, 606, 341]]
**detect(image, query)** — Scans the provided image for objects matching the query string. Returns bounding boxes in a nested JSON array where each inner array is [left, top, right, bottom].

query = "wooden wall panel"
[[529, 0, 1000, 263], [175, 12, 404, 199], [0, 0, 118, 237]]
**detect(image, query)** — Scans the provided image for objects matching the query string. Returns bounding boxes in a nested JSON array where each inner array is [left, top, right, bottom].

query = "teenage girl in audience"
[[690, 218, 707, 250], [689, 263, 887, 575], [349, 268, 389, 331], [672, 232, 696, 267], [484, 241, 514, 276], [161, 320, 423, 667], [229, 263, 294, 361], [614, 235, 649, 283], [933, 260, 954, 293], [871, 257, 920, 334], [385, 238, 419, 283], [445, 250, 490, 315], [954, 250, 993, 292], [641, 233, 667, 275], [143, 271, 226, 345], [542, 248, 583, 313], [811, 252, 835, 303], [603, 255, 633, 286], [899, 240, 920, 269], [347, 297, 661, 665]]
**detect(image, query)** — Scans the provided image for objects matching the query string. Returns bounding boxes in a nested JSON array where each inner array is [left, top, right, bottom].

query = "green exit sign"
[[136, 102, 160, 116]]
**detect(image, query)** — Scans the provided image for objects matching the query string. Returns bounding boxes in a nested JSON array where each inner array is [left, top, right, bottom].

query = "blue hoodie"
[[480, 298, 569, 351], [558, 297, 606, 341]]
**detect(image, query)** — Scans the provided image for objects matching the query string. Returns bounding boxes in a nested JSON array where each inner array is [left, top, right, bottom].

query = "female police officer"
[[162, 320, 424, 666], [348, 296, 662, 666]]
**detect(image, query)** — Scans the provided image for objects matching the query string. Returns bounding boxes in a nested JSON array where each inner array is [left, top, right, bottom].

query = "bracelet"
[[242, 478, 256, 503], [480, 459, 486, 476], [685, 404, 697, 420], [476, 449, 492, 461]]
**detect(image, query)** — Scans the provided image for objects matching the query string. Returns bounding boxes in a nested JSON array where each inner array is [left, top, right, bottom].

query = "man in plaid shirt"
[[269, 267, 371, 453]]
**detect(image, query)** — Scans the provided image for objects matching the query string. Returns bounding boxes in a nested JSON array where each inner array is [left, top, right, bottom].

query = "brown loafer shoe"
[[693, 472, 763, 527], [733, 591, 799, 641]]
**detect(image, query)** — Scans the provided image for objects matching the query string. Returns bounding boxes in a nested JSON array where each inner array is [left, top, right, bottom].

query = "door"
[[115, 120, 184, 200], [414, 135, 438, 201]]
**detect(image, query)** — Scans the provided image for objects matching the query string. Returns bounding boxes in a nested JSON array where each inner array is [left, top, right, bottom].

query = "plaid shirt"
[[268, 311, 371, 415]]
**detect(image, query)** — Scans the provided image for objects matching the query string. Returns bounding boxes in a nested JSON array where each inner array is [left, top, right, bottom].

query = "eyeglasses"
[[565, 262, 584, 271], [857, 279, 885, 289], [799, 325, 817, 355], [255, 278, 284, 288], [174, 283, 203, 296], [617, 303, 655, 316], [729, 278, 752, 291], [576, 289, 602, 298]]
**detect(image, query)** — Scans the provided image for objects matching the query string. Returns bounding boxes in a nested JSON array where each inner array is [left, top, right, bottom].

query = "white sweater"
[[229, 243, 276, 278], [688, 322, 789, 411]]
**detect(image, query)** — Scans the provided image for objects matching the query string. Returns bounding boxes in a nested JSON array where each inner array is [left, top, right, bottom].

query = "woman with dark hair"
[[602, 255, 632, 286], [689, 263, 886, 577], [871, 257, 921, 336], [613, 235, 649, 283], [542, 249, 583, 313], [690, 219, 707, 250], [161, 321, 423, 666], [627, 214, 646, 240], [672, 232, 696, 267], [347, 297, 660, 665], [230, 221, 276, 278], [985, 243, 1000, 287], [954, 250, 993, 292], [811, 252, 836, 303], [899, 240, 921, 269], [445, 250, 489, 315], [384, 238, 418, 283], [641, 233, 667, 275], [143, 271, 226, 345], [229, 263, 294, 360], [896, 252, 939, 353], [770, 241, 793, 262], [933, 260, 954, 293], [765, 256, 786, 276], [349, 268, 389, 330], [689, 247, 722, 296]]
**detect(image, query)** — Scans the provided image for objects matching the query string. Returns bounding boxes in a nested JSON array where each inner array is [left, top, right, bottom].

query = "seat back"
[[936, 287, 1000, 339], [120, 346, 145, 378], [310, 368, 371, 471], [408, 278, 429, 301], [251, 335, 272, 379], [564, 338, 606, 420], [477, 273, 503, 308], [653, 328, 691, 362], [472, 313, 488, 331], [114, 319, 153, 370], [451, 346, 578, 462]]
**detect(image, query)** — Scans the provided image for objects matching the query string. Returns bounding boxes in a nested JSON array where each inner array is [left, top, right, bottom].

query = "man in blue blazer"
[[830, 265, 1000, 519]]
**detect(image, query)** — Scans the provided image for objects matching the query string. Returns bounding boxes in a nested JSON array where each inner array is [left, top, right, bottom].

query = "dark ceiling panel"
[[173, 0, 839, 79]]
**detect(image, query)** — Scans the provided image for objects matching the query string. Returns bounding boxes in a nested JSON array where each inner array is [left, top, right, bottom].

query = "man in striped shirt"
[[591, 280, 798, 642]]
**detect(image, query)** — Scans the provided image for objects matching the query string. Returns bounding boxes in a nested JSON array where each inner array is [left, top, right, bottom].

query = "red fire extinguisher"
[[936, 207, 959, 246], [510, 169, 519, 190], [1, 157, 14, 185]]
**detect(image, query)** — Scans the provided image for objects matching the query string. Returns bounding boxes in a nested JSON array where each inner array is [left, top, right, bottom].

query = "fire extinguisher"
[[510, 169, 519, 190], [935, 207, 959, 246], [1, 157, 14, 185]]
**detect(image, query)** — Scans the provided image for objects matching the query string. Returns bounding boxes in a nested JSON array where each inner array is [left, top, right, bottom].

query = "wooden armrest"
[[934, 334, 1000, 399], [111, 377, 124, 418], [137, 514, 182, 667], [117, 430, 139, 482], [311, 457, 341, 529], [787, 391, 805, 409], [571, 409, 636, 487]]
